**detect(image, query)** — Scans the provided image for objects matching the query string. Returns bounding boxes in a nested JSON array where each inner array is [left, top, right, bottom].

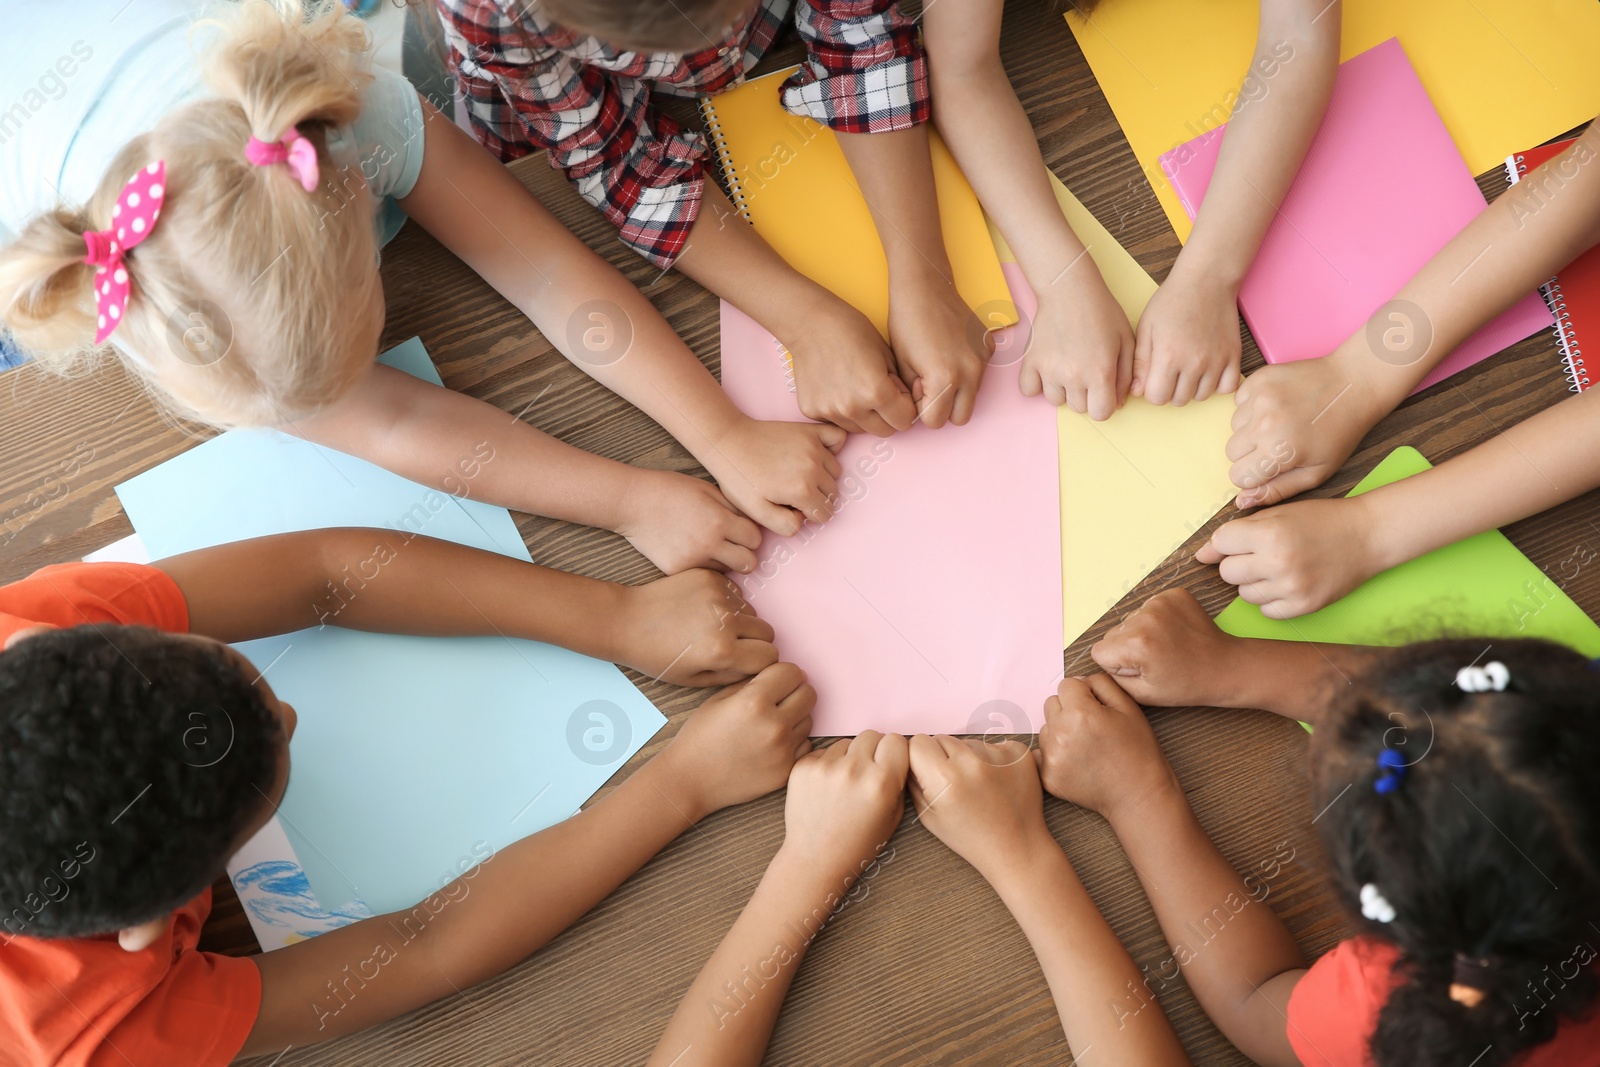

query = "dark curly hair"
[[0, 625, 283, 938], [1313, 638, 1600, 1067]]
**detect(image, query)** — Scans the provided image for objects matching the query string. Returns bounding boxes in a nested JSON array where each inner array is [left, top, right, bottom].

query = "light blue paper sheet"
[[116, 338, 666, 914]]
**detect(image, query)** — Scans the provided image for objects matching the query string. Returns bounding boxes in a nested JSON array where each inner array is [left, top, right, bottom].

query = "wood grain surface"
[[0, 4, 1591, 1065]]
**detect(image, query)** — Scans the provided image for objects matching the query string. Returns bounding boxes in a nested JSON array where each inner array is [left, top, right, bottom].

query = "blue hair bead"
[[1374, 748, 1408, 794]]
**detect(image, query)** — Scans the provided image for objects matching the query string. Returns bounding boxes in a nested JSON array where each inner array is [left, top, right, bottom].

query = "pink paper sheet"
[[1159, 39, 1552, 393], [719, 302, 1062, 736]]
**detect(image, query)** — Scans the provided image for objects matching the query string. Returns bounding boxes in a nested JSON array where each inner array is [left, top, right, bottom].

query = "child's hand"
[[907, 735, 1051, 884], [785, 298, 918, 437], [1020, 273, 1135, 421], [1227, 354, 1384, 508], [1090, 589, 1247, 708], [705, 417, 848, 537], [1036, 675, 1177, 824], [1132, 269, 1243, 405], [661, 662, 816, 820], [779, 731, 909, 881], [617, 470, 763, 575], [615, 570, 778, 687], [1197, 495, 1382, 619], [888, 277, 992, 429]]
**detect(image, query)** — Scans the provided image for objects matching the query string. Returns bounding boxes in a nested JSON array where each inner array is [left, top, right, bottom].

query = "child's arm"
[[1133, 0, 1340, 407], [647, 732, 909, 1067], [1037, 676, 1306, 1067], [389, 101, 848, 537], [239, 662, 817, 1055], [1089, 589, 1377, 724], [286, 365, 763, 576], [152, 528, 776, 688], [833, 126, 993, 429], [923, 0, 1134, 422], [1227, 123, 1600, 509], [908, 735, 1189, 1065], [1200, 377, 1600, 618]]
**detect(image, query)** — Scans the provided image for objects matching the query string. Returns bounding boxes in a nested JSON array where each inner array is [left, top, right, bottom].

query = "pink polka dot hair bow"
[[83, 161, 165, 345], [244, 129, 319, 192]]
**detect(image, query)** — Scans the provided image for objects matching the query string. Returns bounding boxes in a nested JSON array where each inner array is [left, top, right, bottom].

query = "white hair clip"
[[1360, 883, 1396, 924], [1455, 661, 1510, 693]]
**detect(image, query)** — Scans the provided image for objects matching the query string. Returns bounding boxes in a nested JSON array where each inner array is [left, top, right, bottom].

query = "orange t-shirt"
[[0, 562, 263, 1066], [1288, 936, 1600, 1066]]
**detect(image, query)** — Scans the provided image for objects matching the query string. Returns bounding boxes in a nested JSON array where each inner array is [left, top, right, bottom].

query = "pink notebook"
[[719, 302, 1062, 737], [1159, 38, 1552, 393]]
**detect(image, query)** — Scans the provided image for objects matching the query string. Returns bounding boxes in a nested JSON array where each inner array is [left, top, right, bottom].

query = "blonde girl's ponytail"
[[201, 0, 368, 142], [0, 205, 107, 371]]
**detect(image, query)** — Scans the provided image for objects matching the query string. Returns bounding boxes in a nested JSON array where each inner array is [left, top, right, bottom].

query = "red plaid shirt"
[[439, 0, 931, 268]]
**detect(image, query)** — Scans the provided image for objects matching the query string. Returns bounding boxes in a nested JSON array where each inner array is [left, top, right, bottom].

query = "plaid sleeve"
[[438, 0, 707, 268], [783, 0, 930, 134]]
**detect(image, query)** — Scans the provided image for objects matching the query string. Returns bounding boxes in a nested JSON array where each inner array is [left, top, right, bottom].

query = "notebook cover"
[[1064, 0, 1600, 240], [702, 66, 1015, 339], [1507, 138, 1599, 392], [1217, 446, 1600, 658], [1159, 40, 1552, 393]]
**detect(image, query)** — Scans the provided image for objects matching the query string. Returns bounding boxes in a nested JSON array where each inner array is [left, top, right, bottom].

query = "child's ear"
[[118, 917, 168, 953], [3, 625, 54, 651]]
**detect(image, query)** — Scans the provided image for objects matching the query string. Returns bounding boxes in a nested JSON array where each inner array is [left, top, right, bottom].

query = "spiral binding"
[[699, 99, 753, 224], [1508, 152, 1587, 394], [1543, 279, 1589, 392]]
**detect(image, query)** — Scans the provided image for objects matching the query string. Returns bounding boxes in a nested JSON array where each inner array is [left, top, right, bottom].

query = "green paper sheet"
[[1217, 447, 1600, 657]]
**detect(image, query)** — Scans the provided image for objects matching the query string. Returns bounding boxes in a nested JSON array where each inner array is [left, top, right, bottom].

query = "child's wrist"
[[978, 823, 1065, 895], [1099, 762, 1186, 833], [986, 833, 1074, 906], [641, 743, 717, 825], [1168, 237, 1248, 294], [769, 842, 864, 902]]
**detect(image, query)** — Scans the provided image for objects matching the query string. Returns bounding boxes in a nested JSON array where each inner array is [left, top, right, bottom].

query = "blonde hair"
[[0, 0, 383, 428]]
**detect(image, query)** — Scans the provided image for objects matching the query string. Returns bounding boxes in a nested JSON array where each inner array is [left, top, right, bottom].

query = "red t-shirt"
[[0, 562, 262, 1066], [1288, 936, 1600, 1066]]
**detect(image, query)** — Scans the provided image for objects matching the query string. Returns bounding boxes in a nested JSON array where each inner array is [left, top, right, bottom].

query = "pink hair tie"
[[245, 129, 319, 192], [83, 161, 166, 345]]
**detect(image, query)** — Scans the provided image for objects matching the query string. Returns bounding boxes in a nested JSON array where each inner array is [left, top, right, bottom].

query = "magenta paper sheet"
[[1159, 39, 1552, 393], [719, 301, 1063, 736]]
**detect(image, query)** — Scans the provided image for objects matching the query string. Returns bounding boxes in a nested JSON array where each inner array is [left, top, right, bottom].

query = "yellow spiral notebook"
[[700, 67, 1016, 338]]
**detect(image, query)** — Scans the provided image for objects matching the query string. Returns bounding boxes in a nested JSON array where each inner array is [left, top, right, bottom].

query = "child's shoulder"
[[0, 889, 261, 1067], [1282, 937, 1398, 1066]]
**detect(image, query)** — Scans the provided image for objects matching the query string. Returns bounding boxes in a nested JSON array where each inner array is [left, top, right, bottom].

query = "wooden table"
[[1, 6, 1591, 1065]]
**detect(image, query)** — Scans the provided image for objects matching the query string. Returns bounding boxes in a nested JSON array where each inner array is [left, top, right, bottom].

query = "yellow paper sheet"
[[991, 173, 1237, 647], [1065, 0, 1600, 239]]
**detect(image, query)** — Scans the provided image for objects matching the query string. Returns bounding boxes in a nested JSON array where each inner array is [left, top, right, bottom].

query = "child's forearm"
[[156, 527, 638, 652], [1219, 637, 1377, 724], [923, 3, 1098, 298], [243, 750, 711, 1055], [990, 840, 1190, 1065], [1359, 384, 1600, 571], [1329, 124, 1600, 407], [834, 125, 958, 296], [1105, 783, 1305, 1067], [1172, 0, 1339, 289], [288, 362, 648, 532], [648, 846, 848, 1067], [674, 184, 852, 346], [396, 101, 761, 479]]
